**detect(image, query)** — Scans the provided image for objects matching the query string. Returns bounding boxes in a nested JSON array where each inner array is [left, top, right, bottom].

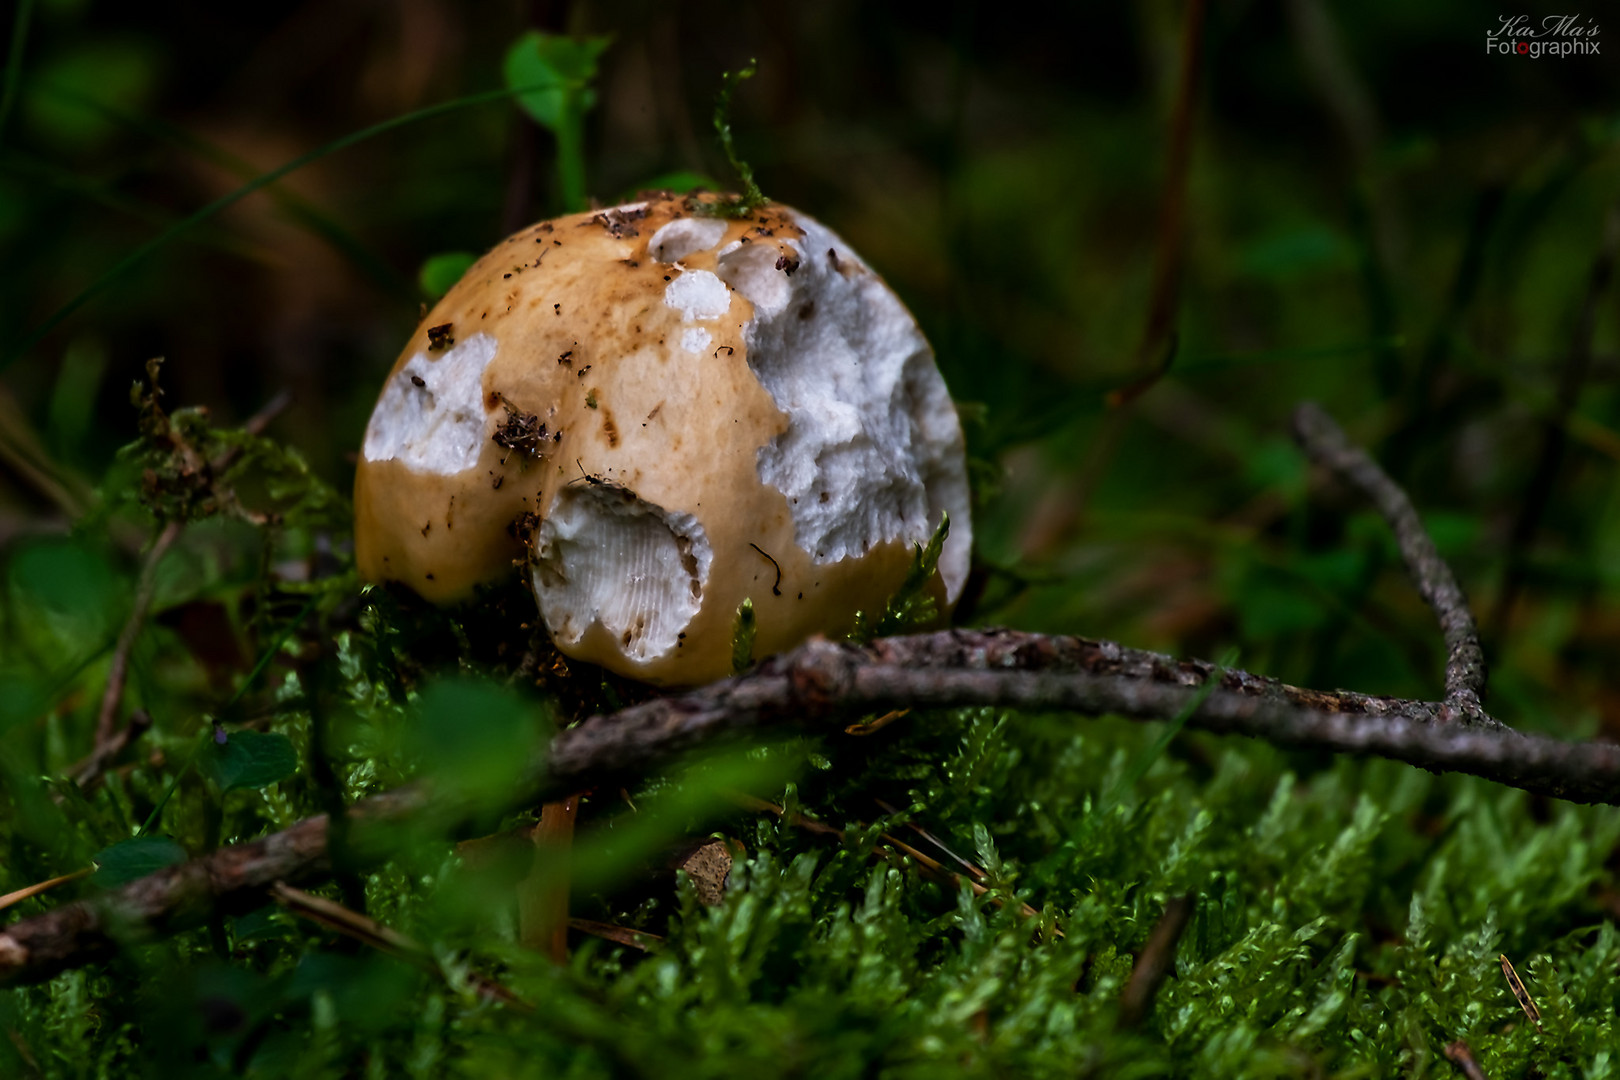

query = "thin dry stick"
[[272, 882, 528, 1009], [91, 521, 183, 751], [1118, 894, 1194, 1029], [87, 389, 293, 759], [1293, 402, 1490, 723], [1029, 0, 1205, 555], [1134, 0, 1206, 383], [71, 709, 153, 792], [1492, 204, 1620, 641], [1443, 1039, 1489, 1080], [0, 870, 92, 916], [737, 794, 1042, 922], [567, 918, 661, 952]]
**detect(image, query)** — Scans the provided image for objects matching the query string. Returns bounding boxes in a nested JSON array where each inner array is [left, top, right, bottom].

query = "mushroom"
[[355, 193, 971, 685]]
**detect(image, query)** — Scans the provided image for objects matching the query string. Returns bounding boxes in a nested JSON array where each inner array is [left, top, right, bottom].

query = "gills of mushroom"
[[355, 192, 971, 686]]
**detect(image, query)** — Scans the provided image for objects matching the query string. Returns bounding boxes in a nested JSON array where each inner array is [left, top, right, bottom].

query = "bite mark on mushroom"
[[362, 333, 498, 476], [532, 485, 712, 662]]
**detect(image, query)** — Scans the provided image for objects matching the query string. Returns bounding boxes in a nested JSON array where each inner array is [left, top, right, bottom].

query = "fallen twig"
[[0, 870, 92, 916], [91, 521, 182, 753], [1293, 402, 1490, 722], [72, 708, 153, 792], [1118, 894, 1194, 1029], [7, 625, 1620, 986], [273, 881, 527, 1009], [1443, 1039, 1489, 1080]]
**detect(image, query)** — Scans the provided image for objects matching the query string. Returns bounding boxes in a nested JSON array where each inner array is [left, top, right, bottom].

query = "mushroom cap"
[[355, 194, 971, 685]]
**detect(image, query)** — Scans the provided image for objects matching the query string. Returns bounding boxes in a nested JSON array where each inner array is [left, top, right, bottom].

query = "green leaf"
[[92, 836, 187, 887], [502, 31, 609, 133], [417, 251, 477, 300], [203, 730, 298, 792], [410, 677, 550, 808], [628, 170, 721, 197]]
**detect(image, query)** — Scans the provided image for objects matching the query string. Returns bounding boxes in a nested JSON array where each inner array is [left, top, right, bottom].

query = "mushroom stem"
[[519, 794, 580, 962]]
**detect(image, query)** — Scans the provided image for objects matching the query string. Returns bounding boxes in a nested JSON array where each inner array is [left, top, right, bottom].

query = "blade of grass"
[[1103, 648, 1238, 810], [27, 82, 413, 301], [0, 0, 34, 153], [3, 79, 565, 374], [2, 151, 272, 263]]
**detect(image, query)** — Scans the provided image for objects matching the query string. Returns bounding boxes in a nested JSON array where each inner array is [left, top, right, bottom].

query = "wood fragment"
[[844, 708, 909, 736], [0, 870, 92, 915], [1117, 895, 1194, 1028], [1444, 1039, 1489, 1080]]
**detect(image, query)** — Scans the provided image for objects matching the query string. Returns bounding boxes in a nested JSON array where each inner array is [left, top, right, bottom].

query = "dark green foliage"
[[90, 836, 186, 887], [202, 731, 298, 794], [503, 31, 611, 214]]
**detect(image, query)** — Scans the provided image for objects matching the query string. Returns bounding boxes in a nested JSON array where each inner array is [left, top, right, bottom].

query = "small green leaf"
[[502, 32, 609, 132], [628, 170, 721, 197], [732, 597, 756, 674], [502, 32, 610, 212], [92, 836, 187, 887], [203, 730, 298, 792], [417, 251, 477, 300], [411, 677, 550, 807]]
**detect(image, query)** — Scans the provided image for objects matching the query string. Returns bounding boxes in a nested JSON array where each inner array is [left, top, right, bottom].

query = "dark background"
[[2, 0, 1617, 732]]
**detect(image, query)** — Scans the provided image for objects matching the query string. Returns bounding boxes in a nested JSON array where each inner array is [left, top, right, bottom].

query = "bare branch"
[[7, 626, 1620, 988], [71, 709, 152, 792], [91, 522, 182, 752], [1293, 402, 1490, 723]]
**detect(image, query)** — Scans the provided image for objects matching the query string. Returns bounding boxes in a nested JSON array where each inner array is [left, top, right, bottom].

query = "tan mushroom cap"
[[355, 193, 971, 686]]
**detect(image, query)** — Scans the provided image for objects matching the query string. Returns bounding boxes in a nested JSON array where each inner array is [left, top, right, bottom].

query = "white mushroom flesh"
[[533, 483, 713, 662], [361, 333, 498, 475]]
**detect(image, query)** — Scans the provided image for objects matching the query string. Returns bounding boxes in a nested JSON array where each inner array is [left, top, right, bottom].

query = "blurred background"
[[2, 0, 1617, 733]]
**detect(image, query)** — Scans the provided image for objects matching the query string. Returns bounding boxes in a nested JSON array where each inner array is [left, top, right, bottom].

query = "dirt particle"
[[410, 374, 426, 388], [426, 323, 454, 351]]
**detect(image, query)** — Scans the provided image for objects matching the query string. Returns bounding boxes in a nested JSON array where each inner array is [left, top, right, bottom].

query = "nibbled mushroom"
[[355, 193, 971, 685]]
